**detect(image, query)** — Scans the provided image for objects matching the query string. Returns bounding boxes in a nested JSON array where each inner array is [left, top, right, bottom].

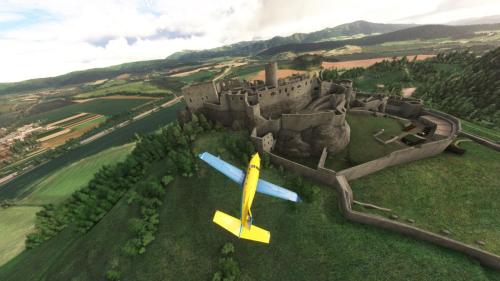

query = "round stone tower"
[[264, 61, 278, 88]]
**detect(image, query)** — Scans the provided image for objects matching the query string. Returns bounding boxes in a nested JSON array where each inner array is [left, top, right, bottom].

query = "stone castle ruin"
[[180, 62, 500, 269], [182, 62, 354, 157], [181, 61, 433, 158]]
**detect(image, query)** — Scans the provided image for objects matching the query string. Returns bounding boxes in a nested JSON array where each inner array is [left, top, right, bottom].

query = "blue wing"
[[199, 152, 300, 203], [199, 152, 245, 185], [257, 179, 301, 202]]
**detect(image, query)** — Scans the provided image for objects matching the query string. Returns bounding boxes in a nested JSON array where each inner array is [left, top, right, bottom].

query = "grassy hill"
[[351, 141, 500, 255], [1, 130, 500, 280], [0, 59, 199, 96]]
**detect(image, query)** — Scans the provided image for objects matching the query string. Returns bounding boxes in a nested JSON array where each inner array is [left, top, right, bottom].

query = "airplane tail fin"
[[213, 210, 270, 244]]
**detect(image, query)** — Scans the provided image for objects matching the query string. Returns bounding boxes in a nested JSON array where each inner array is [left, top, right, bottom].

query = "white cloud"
[[0, 0, 498, 82]]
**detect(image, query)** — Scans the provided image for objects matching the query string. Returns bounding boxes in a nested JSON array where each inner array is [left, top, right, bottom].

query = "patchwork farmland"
[[36, 113, 106, 149]]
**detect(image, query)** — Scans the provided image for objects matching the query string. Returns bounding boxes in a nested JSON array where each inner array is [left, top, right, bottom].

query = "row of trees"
[[26, 113, 213, 249]]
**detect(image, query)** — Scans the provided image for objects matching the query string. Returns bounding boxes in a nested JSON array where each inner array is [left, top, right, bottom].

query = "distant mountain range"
[[168, 21, 416, 61], [2, 19, 500, 95], [258, 23, 500, 56]]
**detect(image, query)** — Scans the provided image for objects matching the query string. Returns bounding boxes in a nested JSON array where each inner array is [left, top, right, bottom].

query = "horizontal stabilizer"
[[213, 211, 270, 244]]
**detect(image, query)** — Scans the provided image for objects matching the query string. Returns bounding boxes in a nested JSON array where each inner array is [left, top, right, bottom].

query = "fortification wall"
[[258, 78, 314, 116], [224, 92, 247, 111], [182, 81, 219, 111], [335, 175, 500, 270], [323, 108, 458, 180], [267, 152, 338, 185], [338, 138, 452, 180], [458, 131, 500, 151], [423, 108, 461, 135]]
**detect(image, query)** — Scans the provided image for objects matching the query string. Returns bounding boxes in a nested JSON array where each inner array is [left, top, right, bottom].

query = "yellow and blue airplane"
[[199, 152, 301, 244]]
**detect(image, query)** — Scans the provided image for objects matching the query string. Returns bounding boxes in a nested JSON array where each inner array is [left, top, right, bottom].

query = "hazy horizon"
[[1, 0, 499, 83]]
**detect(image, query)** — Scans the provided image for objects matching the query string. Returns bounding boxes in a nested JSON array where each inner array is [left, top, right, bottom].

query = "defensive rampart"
[[250, 109, 500, 270], [335, 175, 500, 270]]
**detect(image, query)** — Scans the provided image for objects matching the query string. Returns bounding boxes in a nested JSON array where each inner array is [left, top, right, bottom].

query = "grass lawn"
[[1, 131, 499, 280], [461, 119, 500, 142], [25, 98, 152, 124], [351, 70, 409, 92], [75, 81, 171, 99], [20, 142, 135, 206], [325, 113, 404, 170], [0, 206, 41, 266], [350, 141, 500, 255]]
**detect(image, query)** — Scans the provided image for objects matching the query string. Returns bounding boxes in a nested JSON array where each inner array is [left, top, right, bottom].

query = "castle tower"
[[264, 61, 278, 88]]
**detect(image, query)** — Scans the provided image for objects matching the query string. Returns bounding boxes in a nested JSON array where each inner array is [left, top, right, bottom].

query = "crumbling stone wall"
[[335, 175, 500, 270]]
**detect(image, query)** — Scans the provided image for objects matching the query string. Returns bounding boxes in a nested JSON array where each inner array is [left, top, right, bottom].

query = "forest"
[[323, 47, 500, 128]]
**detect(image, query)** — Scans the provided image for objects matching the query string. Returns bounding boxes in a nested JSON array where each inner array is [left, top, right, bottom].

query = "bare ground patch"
[[250, 69, 306, 81], [322, 55, 435, 69]]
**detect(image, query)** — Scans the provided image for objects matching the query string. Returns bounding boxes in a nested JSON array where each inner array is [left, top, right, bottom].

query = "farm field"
[[38, 114, 107, 149], [0, 102, 185, 201], [75, 81, 171, 99], [1, 131, 499, 280], [25, 98, 152, 124], [325, 113, 405, 171], [249, 69, 306, 81], [350, 141, 500, 255], [321, 54, 435, 69], [21, 142, 135, 205], [0, 206, 41, 267], [177, 69, 222, 83], [0, 143, 135, 266]]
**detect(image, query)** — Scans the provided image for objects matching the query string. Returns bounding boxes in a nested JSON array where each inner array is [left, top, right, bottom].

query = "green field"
[[350, 141, 500, 255], [461, 119, 500, 142], [177, 69, 220, 83], [20, 142, 135, 206], [227, 64, 263, 79], [0, 206, 41, 267], [1, 131, 499, 280], [0, 143, 135, 267], [75, 81, 171, 99], [25, 98, 152, 124], [325, 113, 404, 170], [70, 115, 106, 131]]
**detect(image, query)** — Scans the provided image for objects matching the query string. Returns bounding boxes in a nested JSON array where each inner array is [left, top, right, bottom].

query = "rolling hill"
[[258, 23, 500, 56], [167, 20, 415, 61]]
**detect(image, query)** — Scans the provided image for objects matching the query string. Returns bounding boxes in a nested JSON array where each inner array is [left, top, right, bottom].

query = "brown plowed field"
[[250, 69, 306, 81], [322, 55, 435, 69]]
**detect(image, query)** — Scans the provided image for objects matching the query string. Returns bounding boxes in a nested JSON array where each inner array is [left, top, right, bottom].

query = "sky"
[[0, 0, 499, 82]]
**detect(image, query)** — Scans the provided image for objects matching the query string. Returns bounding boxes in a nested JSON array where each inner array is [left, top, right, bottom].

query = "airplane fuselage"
[[241, 153, 260, 229]]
